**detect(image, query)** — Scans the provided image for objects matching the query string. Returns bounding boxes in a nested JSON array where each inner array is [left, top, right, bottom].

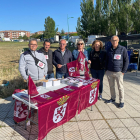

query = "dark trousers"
[[90, 69, 105, 94], [56, 72, 69, 79]]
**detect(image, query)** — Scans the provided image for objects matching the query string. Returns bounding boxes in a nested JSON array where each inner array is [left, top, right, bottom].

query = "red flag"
[[84, 61, 90, 80], [77, 51, 86, 71], [67, 60, 80, 77], [28, 75, 39, 97]]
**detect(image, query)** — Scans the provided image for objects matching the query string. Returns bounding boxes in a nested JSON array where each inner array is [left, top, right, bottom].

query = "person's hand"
[[122, 73, 124, 75], [88, 60, 91, 64], [57, 64, 62, 68]]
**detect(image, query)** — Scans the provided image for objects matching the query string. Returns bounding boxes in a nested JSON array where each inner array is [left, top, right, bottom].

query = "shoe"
[[98, 94, 102, 100], [119, 102, 124, 108], [105, 99, 115, 104]]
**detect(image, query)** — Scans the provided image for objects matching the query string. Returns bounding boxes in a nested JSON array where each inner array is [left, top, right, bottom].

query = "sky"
[[0, 0, 92, 33]]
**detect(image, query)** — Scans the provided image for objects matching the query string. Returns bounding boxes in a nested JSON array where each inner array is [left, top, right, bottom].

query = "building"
[[0, 32, 4, 39], [35, 31, 43, 35], [0, 30, 30, 39]]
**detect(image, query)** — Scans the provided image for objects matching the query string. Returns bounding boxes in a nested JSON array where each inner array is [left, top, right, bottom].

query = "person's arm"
[[84, 50, 89, 61], [42, 54, 48, 76], [103, 51, 107, 69], [52, 51, 58, 67], [105, 51, 108, 71], [19, 54, 28, 80], [53, 51, 62, 68], [122, 48, 129, 73], [88, 50, 92, 64], [72, 50, 77, 61], [69, 51, 73, 62]]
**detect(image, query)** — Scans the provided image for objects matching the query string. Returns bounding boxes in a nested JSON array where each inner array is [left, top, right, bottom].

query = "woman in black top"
[[88, 40, 106, 100]]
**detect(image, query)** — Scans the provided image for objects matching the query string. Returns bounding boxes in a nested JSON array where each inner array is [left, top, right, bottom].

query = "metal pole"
[[67, 14, 69, 42]]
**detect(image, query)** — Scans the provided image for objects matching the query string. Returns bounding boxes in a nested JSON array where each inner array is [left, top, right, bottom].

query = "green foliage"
[[77, 0, 139, 37], [60, 29, 65, 36], [70, 33, 78, 36], [80, 0, 94, 38], [31, 33, 42, 39], [18, 36, 23, 39], [76, 17, 82, 36], [22, 35, 28, 40], [44, 16, 58, 39]]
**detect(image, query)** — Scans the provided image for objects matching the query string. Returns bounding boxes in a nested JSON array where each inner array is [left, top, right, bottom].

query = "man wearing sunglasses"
[[53, 39, 72, 78], [19, 39, 48, 85]]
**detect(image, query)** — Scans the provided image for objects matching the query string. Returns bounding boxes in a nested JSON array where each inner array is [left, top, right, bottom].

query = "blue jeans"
[[45, 73, 54, 80], [56, 72, 69, 79], [90, 69, 105, 94]]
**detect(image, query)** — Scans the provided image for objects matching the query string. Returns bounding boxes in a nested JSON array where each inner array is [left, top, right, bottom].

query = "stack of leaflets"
[[72, 81, 83, 87], [20, 94, 37, 104], [67, 79, 77, 86], [61, 78, 69, 84]]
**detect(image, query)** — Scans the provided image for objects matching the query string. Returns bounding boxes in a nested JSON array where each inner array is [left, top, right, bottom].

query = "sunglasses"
[[78, 43, 83, 45]]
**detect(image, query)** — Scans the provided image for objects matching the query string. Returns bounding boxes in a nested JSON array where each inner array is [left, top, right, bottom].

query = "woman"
[[88, 40, 106, 100], [72, 39, 88, 76]]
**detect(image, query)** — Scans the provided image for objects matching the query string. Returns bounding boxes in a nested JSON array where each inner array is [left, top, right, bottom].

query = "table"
[[12, 78, 100, 140]]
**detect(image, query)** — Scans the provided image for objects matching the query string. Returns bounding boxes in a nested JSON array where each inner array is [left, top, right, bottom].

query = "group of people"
[[19, 35, 129, 108]]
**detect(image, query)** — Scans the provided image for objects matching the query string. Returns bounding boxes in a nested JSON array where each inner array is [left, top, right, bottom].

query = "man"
[[39, 40, 54, 79], [105, 35, 129, 108], [19, 39, 48, 85], [53, 39, 72, 78]]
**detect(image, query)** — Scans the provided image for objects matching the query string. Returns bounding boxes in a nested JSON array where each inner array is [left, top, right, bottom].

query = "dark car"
[[49, 39, 54, 44]]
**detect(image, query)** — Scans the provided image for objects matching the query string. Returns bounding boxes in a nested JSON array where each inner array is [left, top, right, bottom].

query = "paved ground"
[[0, 71, 140, 140]]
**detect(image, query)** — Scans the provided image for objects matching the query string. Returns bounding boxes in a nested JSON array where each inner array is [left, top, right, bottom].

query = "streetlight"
[[67, 14, 74, 41]]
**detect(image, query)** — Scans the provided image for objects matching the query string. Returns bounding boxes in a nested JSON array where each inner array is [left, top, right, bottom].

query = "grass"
[[0, 41, 59, 98]]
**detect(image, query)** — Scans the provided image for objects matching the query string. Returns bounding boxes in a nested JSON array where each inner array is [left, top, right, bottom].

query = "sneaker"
[[105, 99, 115, 104], [119, 103, 124, 108], [98, 94, 102, 100]]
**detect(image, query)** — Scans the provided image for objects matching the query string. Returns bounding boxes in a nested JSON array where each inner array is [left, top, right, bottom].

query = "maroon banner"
[[28, 75, 39, 97], [38, 89, 80, 140], [78, 79, 100, 114], [67, 60, 80, 77], [77, 51, 86, 71], [13, 89, 31, 123]]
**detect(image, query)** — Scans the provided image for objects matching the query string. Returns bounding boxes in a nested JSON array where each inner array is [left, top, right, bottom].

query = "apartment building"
[[0, 30, 30, 39]]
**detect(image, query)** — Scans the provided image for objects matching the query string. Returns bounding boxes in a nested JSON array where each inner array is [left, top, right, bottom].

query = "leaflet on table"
[[19, 94, 37, 105], [54, 85, 79, 95], [31, 91, 61, 104]]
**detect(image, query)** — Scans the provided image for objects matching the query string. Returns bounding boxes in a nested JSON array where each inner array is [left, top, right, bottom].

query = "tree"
[[22, 35, 28, 40], [18, 36, 23, 39], [76, 17, 82, 36], [44, 16, 58, 39], [31, 33, 42, 39], [60, 29, 65, 36], [80, 0, 94, 38], [131, 0, 140, 33], [70, 33, 78, 36]]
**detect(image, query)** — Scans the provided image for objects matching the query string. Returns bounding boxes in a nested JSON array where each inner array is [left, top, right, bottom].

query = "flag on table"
[[77, 51, 86, 71], [67, 60, 80, 77], [28, 75, 39, 97], [84, 61, 90, 80]]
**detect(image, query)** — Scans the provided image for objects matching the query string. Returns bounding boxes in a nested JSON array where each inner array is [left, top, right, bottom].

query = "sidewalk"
[[0, 71, 140, 140]]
